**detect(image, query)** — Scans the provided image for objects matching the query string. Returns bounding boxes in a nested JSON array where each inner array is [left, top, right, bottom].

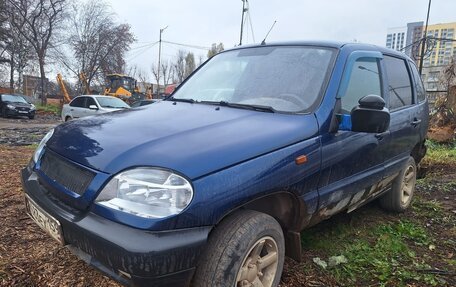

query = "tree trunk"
[[39, 57, 46, 105], [9, 52, 14, 91]]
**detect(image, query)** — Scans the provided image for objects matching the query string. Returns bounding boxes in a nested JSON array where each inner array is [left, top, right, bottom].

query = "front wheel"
[[193, 210, 285, 287], [380, 156, 416, 212]]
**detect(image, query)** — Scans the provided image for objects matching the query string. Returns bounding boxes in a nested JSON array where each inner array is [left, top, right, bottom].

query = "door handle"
[[411, 118, 422, 127], [70, 109, 74, 111], [375, 131, 390, 140]]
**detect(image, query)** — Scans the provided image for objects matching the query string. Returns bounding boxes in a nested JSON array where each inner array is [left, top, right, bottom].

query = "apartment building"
[[386, 21, 456, 91]]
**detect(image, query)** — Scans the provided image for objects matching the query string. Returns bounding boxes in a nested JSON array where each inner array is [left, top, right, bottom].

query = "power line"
[[127, 42, 158, 61], [162, 40, 210, 51], [129, 42, 158, 51]]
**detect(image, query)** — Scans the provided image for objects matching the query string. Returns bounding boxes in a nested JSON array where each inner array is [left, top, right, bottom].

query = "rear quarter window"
[[409, 61, 426, 103], [383, 56, 413, 110], [69, 97, 84, 107]]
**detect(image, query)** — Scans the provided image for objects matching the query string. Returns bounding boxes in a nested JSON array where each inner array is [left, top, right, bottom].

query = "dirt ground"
[[0, 116, 454, 286], [0, 112, 60, 146]]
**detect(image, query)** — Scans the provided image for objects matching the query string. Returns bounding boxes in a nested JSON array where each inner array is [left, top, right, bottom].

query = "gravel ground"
[[0, 112, 60, 146]]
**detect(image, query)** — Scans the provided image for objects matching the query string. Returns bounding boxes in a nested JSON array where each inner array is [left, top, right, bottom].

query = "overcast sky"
[[108, 0, 456, 79]]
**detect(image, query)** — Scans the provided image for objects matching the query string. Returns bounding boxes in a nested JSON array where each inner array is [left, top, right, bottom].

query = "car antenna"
[[261, 20, 277, 45]]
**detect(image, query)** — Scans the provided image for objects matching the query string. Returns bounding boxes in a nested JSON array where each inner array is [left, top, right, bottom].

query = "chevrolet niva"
[[22, 41, 428, 287]]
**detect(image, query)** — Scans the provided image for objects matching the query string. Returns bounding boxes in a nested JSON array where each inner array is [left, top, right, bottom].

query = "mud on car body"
[[22, 41, 428, 287]]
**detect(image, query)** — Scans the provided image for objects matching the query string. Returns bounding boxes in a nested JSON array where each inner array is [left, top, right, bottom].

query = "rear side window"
[[409, 62, 426, 102], [341, 58, 382, 113], [384, 56, 413, 110], [70, 97, 84, 107]]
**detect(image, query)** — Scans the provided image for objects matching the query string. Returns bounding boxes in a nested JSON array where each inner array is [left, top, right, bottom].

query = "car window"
[[1, 94, 28, 103], [384, 56, 413, 110], [70, 97, 85, 107], [409, 61, 426, 103], [96, 97, 129, 108], [172, 46, 336, 113], [341, 57, 382, 113], [85, 97, 97, 108]]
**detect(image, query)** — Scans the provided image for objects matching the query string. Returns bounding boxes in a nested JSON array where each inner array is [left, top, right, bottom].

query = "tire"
[[1, 108, 7, 118], [65, 116, 72, 122], [380, 156, 417, 212], [193, 210, 285, 287], [28, 115, 34, 120]]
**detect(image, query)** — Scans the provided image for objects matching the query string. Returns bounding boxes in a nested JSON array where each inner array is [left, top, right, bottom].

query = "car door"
[[382, 55, 421, 177], [84, 97, 98, 117], [69, 97, 86, 118], [317, 51, 392, 218]]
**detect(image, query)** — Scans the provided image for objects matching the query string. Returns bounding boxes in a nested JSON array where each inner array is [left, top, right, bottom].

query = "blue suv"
[[22, 41, 428, 287]]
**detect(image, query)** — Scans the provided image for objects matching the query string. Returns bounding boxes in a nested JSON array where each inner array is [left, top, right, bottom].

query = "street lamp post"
[[419, 0, 432, 75], [158, 26, 168, 95]]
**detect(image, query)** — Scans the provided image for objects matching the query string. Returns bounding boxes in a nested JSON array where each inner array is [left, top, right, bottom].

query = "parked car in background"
[[23, 42, 428, 287], [0, 94, 36, 119], [130, 99, 158, 108], [61, 95, 130, 121]]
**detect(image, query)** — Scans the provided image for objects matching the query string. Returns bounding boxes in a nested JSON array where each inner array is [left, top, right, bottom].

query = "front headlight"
[[96, 168, 193, 219], [30, 104, 36, 110], [33, 129, 54, 163], [6, 104, 15, 109]]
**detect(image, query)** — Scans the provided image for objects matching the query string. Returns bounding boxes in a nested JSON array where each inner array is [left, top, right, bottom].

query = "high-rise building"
[[386, 27, 407, 51], [422, 22, 456, 67], [386, 21, 456, 91]]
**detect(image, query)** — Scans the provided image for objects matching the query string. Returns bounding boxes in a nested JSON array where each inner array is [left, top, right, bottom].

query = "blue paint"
[[22, 41, 430, 286]]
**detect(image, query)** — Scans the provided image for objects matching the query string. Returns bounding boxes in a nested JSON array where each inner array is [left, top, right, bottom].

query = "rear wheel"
[[65, 116, 72, 122], [380, 156, 416, 212], [193, 210, 285, 287], [1, 107, 7, 118]]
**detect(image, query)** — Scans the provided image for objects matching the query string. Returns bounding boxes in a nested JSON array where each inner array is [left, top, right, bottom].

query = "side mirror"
[[88, 104, 98, 110], [351, 94, 390, 133]]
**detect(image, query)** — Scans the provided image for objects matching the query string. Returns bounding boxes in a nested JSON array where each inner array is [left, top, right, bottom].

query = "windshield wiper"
[[166, 97, 195, 103], [201, 100, 276, 113]]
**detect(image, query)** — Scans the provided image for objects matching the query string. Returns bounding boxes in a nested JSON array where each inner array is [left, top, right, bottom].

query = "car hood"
[[6, 101, 31, 108], [46, 101, 318, 179]]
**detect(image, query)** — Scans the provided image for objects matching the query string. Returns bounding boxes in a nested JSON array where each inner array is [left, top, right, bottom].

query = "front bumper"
[[21, 165, 211, 287], [5, 108, 35, 117]]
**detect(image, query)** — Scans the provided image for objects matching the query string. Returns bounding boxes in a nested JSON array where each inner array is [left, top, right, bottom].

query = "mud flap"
[[285, 230, 302, 262]]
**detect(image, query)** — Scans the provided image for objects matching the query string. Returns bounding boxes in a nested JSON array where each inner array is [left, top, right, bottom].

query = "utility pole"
[[239, 0, 247, 46], [158, 26, 168, 95], [419, 0, 432, 75]]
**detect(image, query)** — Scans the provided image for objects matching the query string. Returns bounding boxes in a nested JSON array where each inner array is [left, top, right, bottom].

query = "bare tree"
[[161, 61, 173, 86], [7, 0, 67, 104], [172, 50, 186, 84], [207, 42, 224, 58], [0, 0, 10, 65], [57, 0, 134, 89], [184, 52, 195, 79], [4, 6, 35, 90], [432, 59, 456, 126]]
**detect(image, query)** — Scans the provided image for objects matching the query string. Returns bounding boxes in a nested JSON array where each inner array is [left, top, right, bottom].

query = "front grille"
[[40, 150, 95, 195], [17, 107, 29, 111]]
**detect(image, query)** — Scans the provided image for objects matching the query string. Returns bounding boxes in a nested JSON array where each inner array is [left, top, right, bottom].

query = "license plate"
[[19, 111, 28, 113], [25, 195, 64, 245]]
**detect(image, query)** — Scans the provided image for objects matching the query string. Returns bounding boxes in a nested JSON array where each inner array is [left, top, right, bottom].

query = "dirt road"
[[0, 114, 60, 146]]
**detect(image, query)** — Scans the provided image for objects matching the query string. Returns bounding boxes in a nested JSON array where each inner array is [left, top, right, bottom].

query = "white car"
[[61, 95, 130, 121]]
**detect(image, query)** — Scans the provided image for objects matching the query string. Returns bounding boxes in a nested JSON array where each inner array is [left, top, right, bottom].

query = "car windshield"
[[2, 94, 28, 104], [96, 97, 130, 108], [171, 46, 335, 113]]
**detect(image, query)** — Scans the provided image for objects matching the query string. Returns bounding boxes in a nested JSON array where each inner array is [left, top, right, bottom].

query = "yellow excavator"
[[104, 74, 149, 103], [56, 73, 72, 104]]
